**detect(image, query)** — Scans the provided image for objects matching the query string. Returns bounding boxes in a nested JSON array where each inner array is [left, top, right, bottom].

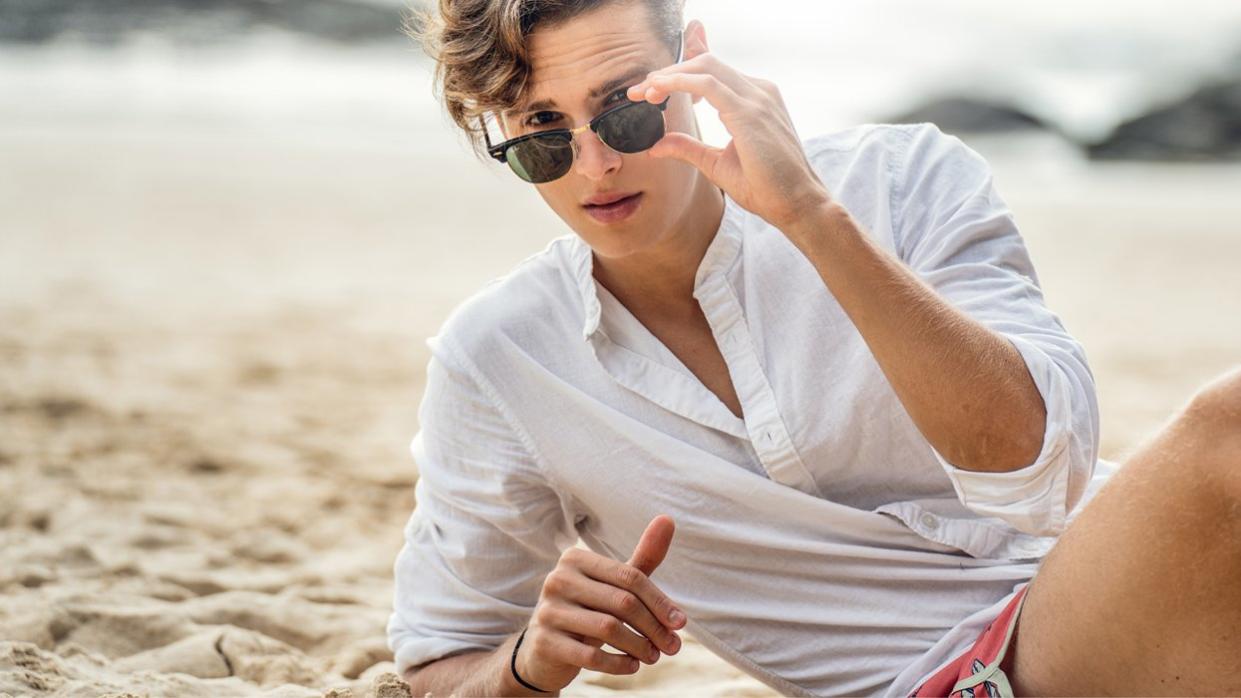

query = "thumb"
[[650, 132, 722, 176], [627, 514, 676, 576]]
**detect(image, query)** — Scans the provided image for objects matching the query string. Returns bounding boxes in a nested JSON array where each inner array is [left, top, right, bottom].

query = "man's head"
[[412, 0, 717, 260]]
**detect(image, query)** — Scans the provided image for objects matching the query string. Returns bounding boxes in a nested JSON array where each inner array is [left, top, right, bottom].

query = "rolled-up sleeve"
[[386, 333, 578, 678], [889, 122, 1101, 537]]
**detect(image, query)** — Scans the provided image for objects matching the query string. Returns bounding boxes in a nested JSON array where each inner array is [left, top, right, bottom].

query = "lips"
[[582, 191, 643, 224], [583, 191, 641, 207]]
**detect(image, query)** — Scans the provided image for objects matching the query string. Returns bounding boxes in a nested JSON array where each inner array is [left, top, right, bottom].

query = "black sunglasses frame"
[[486, 98, 669, 165], [482, 31, 684, 183]]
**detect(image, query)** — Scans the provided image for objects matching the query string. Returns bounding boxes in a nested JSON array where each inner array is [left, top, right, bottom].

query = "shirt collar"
[[569, 192, 745, 341]]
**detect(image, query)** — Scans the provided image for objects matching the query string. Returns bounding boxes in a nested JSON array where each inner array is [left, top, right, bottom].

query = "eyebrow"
[[509, 65, 654, 118]]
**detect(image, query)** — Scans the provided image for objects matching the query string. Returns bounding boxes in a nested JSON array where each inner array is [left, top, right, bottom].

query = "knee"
[[1181, 365, 1241, 433], [1177, 366, 1241, 496]]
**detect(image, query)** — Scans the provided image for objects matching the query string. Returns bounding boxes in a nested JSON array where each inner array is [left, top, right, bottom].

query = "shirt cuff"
[[932, 333, 1075, 536]]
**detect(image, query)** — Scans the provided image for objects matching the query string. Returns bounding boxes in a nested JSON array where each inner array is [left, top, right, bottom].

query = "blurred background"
[[2, 1, 1240, 696]]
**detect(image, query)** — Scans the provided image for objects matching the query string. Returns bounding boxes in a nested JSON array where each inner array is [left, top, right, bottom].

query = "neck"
[[591, 175, 726, 321]]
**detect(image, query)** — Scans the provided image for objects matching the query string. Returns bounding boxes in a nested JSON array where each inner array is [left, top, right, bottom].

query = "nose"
[[571, 127, 622, 181]]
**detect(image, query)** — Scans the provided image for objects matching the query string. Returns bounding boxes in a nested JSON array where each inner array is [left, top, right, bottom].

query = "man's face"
[[498, 0, 704, 260]]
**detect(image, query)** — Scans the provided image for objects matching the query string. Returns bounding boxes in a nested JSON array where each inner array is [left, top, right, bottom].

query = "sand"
[[2, 72, 1240, 697]]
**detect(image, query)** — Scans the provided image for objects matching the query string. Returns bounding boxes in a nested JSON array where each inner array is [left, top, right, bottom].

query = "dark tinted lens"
[[595, 101, 665, 153], [506, 131, 574, 183]]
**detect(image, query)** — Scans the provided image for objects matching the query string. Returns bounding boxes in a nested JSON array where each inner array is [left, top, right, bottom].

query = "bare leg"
[[1004, 366, 1241, 696]]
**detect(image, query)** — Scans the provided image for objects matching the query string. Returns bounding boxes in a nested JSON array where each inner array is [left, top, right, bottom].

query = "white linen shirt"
[[387, 122, 1115, 696]]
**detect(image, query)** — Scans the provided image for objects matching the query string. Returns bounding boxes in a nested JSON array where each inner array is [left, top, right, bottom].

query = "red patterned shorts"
[[908, 584, 1030, 697]]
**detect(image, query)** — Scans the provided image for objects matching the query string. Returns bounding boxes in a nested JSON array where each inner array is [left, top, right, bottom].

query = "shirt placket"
[[694, 274, 826, 499]]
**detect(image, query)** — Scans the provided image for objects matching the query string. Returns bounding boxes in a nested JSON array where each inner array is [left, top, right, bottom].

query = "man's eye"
[[524, 90, 631, 128], [526, 112, 558, 127], [608, 88, 635, 106]]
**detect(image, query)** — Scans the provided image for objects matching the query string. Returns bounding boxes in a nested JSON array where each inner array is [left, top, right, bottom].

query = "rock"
[[0, 0, 409, 47], [884, 96, 1052, 133], [1088, 77, 1241, 160]]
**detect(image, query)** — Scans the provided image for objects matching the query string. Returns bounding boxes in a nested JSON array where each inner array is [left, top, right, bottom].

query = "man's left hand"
[[626, 52, 834, 231]]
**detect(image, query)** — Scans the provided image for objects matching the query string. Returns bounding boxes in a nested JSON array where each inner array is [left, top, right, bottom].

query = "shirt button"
[[919, 513, 939, 530], [1013, 540, 1044, 558], [762, 430, 776, 444]]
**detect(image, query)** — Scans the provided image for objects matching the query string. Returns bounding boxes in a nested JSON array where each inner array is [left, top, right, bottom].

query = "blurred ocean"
[[3, 0, 1240, 155]]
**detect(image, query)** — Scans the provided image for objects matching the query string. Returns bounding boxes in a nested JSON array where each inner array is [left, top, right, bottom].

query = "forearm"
[[403, 631, 558, 697], [781, 202, 1045, 473]]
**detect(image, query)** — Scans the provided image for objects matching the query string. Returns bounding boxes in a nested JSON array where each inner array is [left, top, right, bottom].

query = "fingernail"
[[669, 609, 685, 625]]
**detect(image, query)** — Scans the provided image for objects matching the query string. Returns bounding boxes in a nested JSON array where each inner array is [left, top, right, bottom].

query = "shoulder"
[[799, 122, 970, 171], [800, 121, 921, 154], [800, 122, 934, 157], [427, 235, 581, 371], [799, 119, 982, 167], [801, 122, 995, 208], [795, 123, 964, 206], [789, 124, 964, 244], [796, 123, 1003, 256]]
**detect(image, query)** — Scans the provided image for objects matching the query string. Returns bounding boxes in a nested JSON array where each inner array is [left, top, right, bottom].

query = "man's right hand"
[[514, 514, 687, 692]]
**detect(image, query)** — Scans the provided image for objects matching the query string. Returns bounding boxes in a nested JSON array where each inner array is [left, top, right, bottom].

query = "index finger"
[[628, 52, 755, 101], [629, 72, 748, 119], [575, 552, 687, 631]]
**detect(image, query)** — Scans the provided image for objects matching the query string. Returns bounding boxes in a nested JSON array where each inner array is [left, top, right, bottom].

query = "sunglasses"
[[484, 32, 684, 184]]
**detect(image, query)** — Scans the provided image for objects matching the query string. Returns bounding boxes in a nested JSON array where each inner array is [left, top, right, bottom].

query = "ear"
[[681, 19, 709, 104]]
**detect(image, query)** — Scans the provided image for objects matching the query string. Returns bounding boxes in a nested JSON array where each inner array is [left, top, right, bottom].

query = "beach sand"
[[2, 101, 1239, 696]]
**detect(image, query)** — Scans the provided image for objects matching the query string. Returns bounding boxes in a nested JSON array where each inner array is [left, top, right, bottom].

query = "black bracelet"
[[510, 626, 552, 694]]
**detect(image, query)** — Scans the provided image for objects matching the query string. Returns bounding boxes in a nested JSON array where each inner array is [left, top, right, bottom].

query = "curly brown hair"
[[406, 0, 686, 161]]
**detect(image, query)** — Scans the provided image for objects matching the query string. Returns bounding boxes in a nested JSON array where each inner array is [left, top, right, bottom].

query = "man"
[[387, 0, 1241, 695]]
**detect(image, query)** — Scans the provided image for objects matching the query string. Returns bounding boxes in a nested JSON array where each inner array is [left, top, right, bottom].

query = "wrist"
[[498, 626, 557, 697], [512, 626, 555, 694]]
